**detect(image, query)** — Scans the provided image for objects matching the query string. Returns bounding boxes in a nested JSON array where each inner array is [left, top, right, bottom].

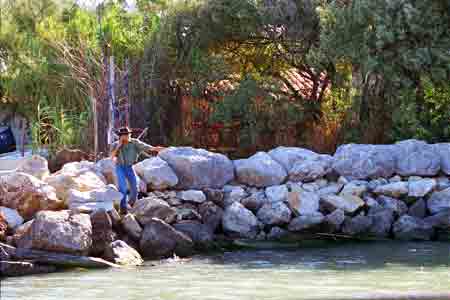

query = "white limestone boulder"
[[16, 155, 49, 180], [15, 210, 92, 255], [332, 144, 396, 180], [158, 147, 234, 189], [234, 152, 287, 187], [268, 146, 319, 172], [0, 172, 63, 219], [134, 157, 178, 190], [222, 202, 260, 238], [394, 140, 440, 176]]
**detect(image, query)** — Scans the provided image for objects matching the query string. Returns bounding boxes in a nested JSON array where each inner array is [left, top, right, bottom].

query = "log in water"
[[1, 242, 119, 269]]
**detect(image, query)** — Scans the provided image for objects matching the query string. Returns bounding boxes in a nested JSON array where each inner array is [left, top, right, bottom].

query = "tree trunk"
[[360, 72, 390, 144]]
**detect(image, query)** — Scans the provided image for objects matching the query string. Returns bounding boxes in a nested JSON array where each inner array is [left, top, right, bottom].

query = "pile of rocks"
[[1, 139, 450, 276]]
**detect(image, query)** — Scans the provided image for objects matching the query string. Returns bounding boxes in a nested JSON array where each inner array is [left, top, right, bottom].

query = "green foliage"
[[320, 0, 450, 83], [211, 76, 305, 147], [392, 80, 450, 143], [1, 0, 450, 154], [1, 0, 160, 153], [317, 0, 450, 143], [31, 98, 89, 155]]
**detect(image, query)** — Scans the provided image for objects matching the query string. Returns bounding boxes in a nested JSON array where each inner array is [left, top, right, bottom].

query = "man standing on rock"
[[111, 127, 165, 215]]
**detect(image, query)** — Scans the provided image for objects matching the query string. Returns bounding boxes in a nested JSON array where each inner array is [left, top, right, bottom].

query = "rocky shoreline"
[[1, 139, 450, 277]]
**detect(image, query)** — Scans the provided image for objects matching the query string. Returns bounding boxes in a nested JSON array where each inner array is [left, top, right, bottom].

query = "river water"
[[2, 241, 450, 300]]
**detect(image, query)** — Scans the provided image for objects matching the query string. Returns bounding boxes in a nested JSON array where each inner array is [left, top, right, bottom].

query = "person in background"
[[111, 127, 165, 215]]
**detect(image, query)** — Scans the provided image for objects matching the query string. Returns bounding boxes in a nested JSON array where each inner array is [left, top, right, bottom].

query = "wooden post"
[[124, 58, 130, 127], [107, 56, 115, 145], [21, 119, 26, 157], [92, 96, 98, 161]]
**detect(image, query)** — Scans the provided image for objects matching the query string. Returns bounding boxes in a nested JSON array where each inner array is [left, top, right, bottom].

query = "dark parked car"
[[0, 126, 16, 154]]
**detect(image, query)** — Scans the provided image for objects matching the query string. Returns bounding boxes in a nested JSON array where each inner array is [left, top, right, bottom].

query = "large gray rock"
[[44, 161, 107, 204], [320, 194, 365, 214], [393, 215, 434, 240], [408, 179, 436, 198], [0, 172, 63, 220], [130, 197, 177, 225], [104, 240, 143, 266], [367, 178, 389, 191], [158, 147, 234, 189], [267, 227, 289, 240], [70, 201, 114, 214], [408, 198, 427, 219], [90, 209, 114, 257], [223, 186, 248, 207], [286, 181, 304, 193], [108, 208, 121, 229], [177, 190, 206, 204], [428, 188, 450, 215], [288, 155, 334, 182], [198, 202, 223, 233], [16, 210, 92, 255], [389, 175, 402, 183], [288, 212, 324, 232], [122, 214, 143, 240], [424, 210, 450, 229], [268, 146, 320, 172], [323, 209, 345, 233], [435, 177, 450, 191], [363, 195, 382, 210], [377, 196, 408, 216], [368, 208, 394, 237], [287, 191, 320, 216], [94, 158, 117, 185], [434, 143, 450, 175], [67, 185, 122, 212], [0, 206, 23, 230], [16, 155, 50, 180], [395, 140, 440, 176], [241, 192, 266, 212], [373, 182, 409, 198], [316, 183, 344, 196], [134, 157, 178, 190], [256, 202, 292, 226], [234, 152, 287, 187], [140, 218, 194, 259], [175, 206, 201, 222], [339, 182, 368, 197], [265, 184, 289, 203], [203, 189, 225, 208], [302, 179, 328, 192], [9, 220, 33, 246], [332, 144, 396, 180], [341, 215, 372, 235], [173, 221, 214, 249], [222, 202, 260, 238]]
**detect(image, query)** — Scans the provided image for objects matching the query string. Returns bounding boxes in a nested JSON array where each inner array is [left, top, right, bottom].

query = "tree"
[[319, 0, 450, 143]]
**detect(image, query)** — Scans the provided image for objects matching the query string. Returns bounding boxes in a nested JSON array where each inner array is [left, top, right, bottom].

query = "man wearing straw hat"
[[111, 126, 165, 215]]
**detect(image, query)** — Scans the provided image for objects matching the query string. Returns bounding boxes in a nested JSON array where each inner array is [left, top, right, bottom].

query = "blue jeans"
[[116, 165, 138, 210]]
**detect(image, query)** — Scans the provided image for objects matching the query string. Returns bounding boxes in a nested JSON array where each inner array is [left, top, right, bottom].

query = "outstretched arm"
[[134, 139, 165, 154]]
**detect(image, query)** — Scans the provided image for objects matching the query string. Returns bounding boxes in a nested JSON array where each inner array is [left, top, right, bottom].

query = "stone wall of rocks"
[[1, 139, 450, 270]]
